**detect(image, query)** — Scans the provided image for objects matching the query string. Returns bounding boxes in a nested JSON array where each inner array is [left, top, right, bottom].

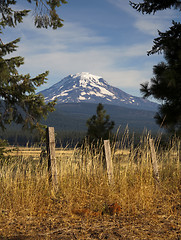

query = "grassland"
[[0, 135, 180, 239]]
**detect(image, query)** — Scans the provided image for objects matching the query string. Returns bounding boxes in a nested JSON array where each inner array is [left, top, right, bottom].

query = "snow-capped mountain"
[[39, 72, 158, 111]]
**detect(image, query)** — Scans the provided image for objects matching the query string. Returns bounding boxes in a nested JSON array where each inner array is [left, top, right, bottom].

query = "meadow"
[[0, 134, 180, 239]]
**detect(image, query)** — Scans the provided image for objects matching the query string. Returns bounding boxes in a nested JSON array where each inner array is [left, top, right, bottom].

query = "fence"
[[46, 127, 159, 191]]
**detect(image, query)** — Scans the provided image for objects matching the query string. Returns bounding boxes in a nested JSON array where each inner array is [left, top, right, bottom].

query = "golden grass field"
[[0, 136, 181, 239]]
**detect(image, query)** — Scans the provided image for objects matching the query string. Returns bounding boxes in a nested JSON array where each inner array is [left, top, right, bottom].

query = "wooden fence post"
[[46, 127, 58, 191], [149, 138, 160, 185], [104, 140, 114, 185]]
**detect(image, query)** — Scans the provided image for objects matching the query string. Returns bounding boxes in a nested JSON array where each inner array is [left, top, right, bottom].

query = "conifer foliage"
[[0, 1, 67, 131], [86, 103, 115, 144], [129, 0, 181, 14], [130, 0, 181, 134]]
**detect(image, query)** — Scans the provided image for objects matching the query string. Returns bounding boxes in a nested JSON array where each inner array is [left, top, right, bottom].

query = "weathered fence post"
[[46, 127, 58, 191], [149, 138, 160, 185], [104, 140, 114, 185]]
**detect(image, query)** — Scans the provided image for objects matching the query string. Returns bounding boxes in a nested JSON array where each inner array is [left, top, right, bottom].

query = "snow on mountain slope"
[[39, 72, 158, 111]]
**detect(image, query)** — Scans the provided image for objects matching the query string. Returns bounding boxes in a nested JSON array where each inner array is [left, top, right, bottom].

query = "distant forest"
[[0, 126, 168, 149], [0, 128, 86, 148]]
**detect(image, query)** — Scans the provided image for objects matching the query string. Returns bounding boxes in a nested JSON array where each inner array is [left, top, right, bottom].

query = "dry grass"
[[0, 135, 180, 239], [5, 147, 74, 159]]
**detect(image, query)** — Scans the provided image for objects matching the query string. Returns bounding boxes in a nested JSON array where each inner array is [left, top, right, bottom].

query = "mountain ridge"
[[43, 102, 159, 133], [39, 72, 158, 111]]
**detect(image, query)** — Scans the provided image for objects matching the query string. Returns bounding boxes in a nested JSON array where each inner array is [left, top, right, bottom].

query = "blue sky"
[[2, 0, 180, 98]]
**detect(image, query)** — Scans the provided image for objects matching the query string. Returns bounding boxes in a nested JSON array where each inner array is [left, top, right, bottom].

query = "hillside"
[[43, 103, 159, 133]]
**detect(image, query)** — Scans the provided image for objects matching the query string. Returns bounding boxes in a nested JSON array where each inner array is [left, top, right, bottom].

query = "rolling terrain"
[[43, 103, 159, 133]]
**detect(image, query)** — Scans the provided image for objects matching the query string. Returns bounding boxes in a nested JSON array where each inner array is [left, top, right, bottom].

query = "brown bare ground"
[[0, 206, 180, 239]]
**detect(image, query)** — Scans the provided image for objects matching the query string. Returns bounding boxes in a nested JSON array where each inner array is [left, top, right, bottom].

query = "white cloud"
[[133, 14, 172, 36], [108, 0, 179, 37], [120, 42, 153, 57], [18, 39, 153, 76], [102, 68, 151, 89], [18, 42, 156, 97], [3, 16, 108, 55], [107, 0, 133, 13]]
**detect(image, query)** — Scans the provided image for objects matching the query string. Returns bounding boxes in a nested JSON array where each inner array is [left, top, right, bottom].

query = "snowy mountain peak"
[[71, 72, 102, 81], [69, 72, 107, 88], [39, 72, 158, 111]]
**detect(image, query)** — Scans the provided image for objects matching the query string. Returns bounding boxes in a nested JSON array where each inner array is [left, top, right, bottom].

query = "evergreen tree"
[[130, 1, 181, 134], [0, 1, 67, 132], [129, 0, 181, 14], [86, 103, 115, 144], [140, 22, 181, 133], [0, 0, 67, 29]]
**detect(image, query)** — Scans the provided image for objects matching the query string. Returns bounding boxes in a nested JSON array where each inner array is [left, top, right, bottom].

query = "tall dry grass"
[[0, 134, 180, 236]]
